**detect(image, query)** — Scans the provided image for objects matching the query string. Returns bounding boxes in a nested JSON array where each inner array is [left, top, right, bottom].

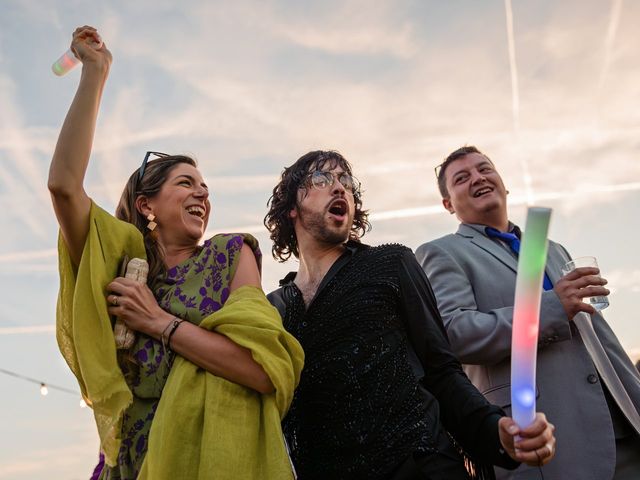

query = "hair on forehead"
[[263, 150, 370, 262], [436, 145, 493, 198], [307, 153, 350, 175]]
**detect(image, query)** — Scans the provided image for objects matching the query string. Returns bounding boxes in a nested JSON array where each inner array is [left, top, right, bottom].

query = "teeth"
[[474, 188, 492, 197], [186, 206, 205, 217], [330, 202, 346, 215]]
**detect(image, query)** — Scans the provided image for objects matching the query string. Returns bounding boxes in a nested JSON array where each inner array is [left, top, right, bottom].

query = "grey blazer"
[[416, 223, 640, 480]]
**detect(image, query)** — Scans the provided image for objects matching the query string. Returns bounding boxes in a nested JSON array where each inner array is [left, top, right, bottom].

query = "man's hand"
[[498, 413, 556, 466], [554, 266, 609, 319]]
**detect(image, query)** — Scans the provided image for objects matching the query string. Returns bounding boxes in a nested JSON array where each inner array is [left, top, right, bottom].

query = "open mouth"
[[473, 187, 493, 198], [328, 199, 348, 217], [186, 205, 206, 218]]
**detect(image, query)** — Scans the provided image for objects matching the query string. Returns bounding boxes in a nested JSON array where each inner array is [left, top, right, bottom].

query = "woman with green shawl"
[[49, 26, 304, 480]]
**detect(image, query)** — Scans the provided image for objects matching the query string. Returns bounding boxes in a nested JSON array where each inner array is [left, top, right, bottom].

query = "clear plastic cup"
[[561, 256, 609, 310]]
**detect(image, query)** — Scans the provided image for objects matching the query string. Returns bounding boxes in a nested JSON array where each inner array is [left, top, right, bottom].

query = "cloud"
[[0, 75, 53, 241], [0, 426, 98, 479], [605, 268, 640, 295], [0, 325, 55, 335], [2, 6, 640, 480], [3, 0, 640, 336], [260, 2, 418, 58]]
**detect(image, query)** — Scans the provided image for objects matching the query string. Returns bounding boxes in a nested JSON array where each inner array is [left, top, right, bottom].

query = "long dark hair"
[[115, 155, 197, 284], [264, 150, 370, 262]]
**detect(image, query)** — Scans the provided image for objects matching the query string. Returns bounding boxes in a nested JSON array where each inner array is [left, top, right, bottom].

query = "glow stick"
[[52, 37, 102, 76], [52, 49, 80, 76], [510, 207, 551, 429]]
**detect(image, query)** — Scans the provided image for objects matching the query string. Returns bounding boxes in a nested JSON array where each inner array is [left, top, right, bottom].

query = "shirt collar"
[[278, 239, 365, 286], [464, 222, 521, 238]]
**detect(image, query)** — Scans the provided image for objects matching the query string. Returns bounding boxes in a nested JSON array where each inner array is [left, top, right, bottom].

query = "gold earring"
[[147, 214, 157, 231]]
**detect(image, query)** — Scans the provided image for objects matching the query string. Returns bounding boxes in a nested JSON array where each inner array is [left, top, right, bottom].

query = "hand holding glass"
[[561, 256, 609, 311]]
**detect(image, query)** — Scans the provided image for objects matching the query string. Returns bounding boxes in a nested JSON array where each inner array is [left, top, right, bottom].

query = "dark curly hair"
[[264, 150, 371, 262]]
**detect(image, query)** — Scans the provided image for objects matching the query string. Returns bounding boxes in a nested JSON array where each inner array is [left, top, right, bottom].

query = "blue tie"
[[485, 227, 553, 291]]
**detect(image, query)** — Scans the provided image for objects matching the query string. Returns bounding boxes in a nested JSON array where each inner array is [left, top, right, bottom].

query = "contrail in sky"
[[504, 0, 520, 133], [598, 0, 623, 103], [0, 325, 55, 335], [504, 0, 535, 205]]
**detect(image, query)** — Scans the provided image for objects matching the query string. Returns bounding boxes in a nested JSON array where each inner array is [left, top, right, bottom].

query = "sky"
[[1, 0, 639, 478]]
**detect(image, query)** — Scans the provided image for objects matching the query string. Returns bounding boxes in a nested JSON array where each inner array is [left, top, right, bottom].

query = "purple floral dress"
[[97, 234, 259, 480]]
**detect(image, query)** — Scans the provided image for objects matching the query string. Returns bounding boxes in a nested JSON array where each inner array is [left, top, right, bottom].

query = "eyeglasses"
[[302, 171, 360, 193], [138, 151, 170, 182]]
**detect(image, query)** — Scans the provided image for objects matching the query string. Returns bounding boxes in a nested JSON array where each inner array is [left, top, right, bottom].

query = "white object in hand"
[[52, 37, 102, 76], [114, 258, 149, 349], [52, 48, 80, 76]]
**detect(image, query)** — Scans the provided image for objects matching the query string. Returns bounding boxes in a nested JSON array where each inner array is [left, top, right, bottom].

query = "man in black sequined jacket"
[[264, 150, 556, 480]]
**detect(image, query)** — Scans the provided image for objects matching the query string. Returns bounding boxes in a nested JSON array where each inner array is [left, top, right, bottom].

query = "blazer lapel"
[[544, 242, 569, 284], [457, 224, 518, 274]]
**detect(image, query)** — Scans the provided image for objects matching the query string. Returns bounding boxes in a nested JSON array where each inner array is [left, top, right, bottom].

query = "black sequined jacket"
[[269, 241, 518, 480]]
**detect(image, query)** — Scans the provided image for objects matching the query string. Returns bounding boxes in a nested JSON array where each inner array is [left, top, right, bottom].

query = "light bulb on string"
[[1, 367, 83, 405]]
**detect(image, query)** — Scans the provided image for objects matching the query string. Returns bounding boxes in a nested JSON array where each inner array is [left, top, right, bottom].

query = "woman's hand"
[[107, 274, 275, 393], [71, 25, 112, 73], [107, 277, 173, 338]]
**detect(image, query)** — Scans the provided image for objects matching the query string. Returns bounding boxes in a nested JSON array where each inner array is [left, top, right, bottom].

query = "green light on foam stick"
[[519, 213, 549, 280], [511, 207, 552, 429]]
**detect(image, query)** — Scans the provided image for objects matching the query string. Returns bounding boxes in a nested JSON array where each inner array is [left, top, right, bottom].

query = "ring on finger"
[[111, 295, 119, 306]]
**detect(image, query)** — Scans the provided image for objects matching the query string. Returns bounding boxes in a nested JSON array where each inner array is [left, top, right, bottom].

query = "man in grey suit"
[[416, 146, 640, 479]]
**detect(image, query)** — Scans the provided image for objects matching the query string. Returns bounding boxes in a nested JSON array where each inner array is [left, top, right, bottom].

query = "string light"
[[0, 367, 84, 406]]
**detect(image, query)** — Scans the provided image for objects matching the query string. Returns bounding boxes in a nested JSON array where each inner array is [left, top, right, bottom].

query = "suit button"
[[587, 374, 598, 384]]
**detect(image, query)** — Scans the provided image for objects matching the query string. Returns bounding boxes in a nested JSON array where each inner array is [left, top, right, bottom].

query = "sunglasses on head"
[[138, 151, 170, 182], [434, 163, 445, 180]]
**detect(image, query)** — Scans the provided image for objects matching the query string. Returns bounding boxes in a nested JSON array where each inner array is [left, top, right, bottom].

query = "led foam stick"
[[52, 37, 102, 76], [52, 48, 80, 76], [510, 207, 551, 429]]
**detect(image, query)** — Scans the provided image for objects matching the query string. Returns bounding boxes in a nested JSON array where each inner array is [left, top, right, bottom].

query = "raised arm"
[[48, 26, 112, 267]]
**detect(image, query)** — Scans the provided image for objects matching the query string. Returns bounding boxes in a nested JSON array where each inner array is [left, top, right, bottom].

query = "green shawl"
[[56, 202, 304, 478], [57, 202, 145, 466], [139, 285, 303, 479]]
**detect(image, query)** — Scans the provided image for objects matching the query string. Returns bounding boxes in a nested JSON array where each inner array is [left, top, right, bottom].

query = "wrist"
[[80, 60, 110, 82], [151, 312, 175, 340], [160, 317, 185, 356]]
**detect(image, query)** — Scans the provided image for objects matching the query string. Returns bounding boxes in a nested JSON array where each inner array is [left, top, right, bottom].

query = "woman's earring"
[[147, 214, 157, 231]]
